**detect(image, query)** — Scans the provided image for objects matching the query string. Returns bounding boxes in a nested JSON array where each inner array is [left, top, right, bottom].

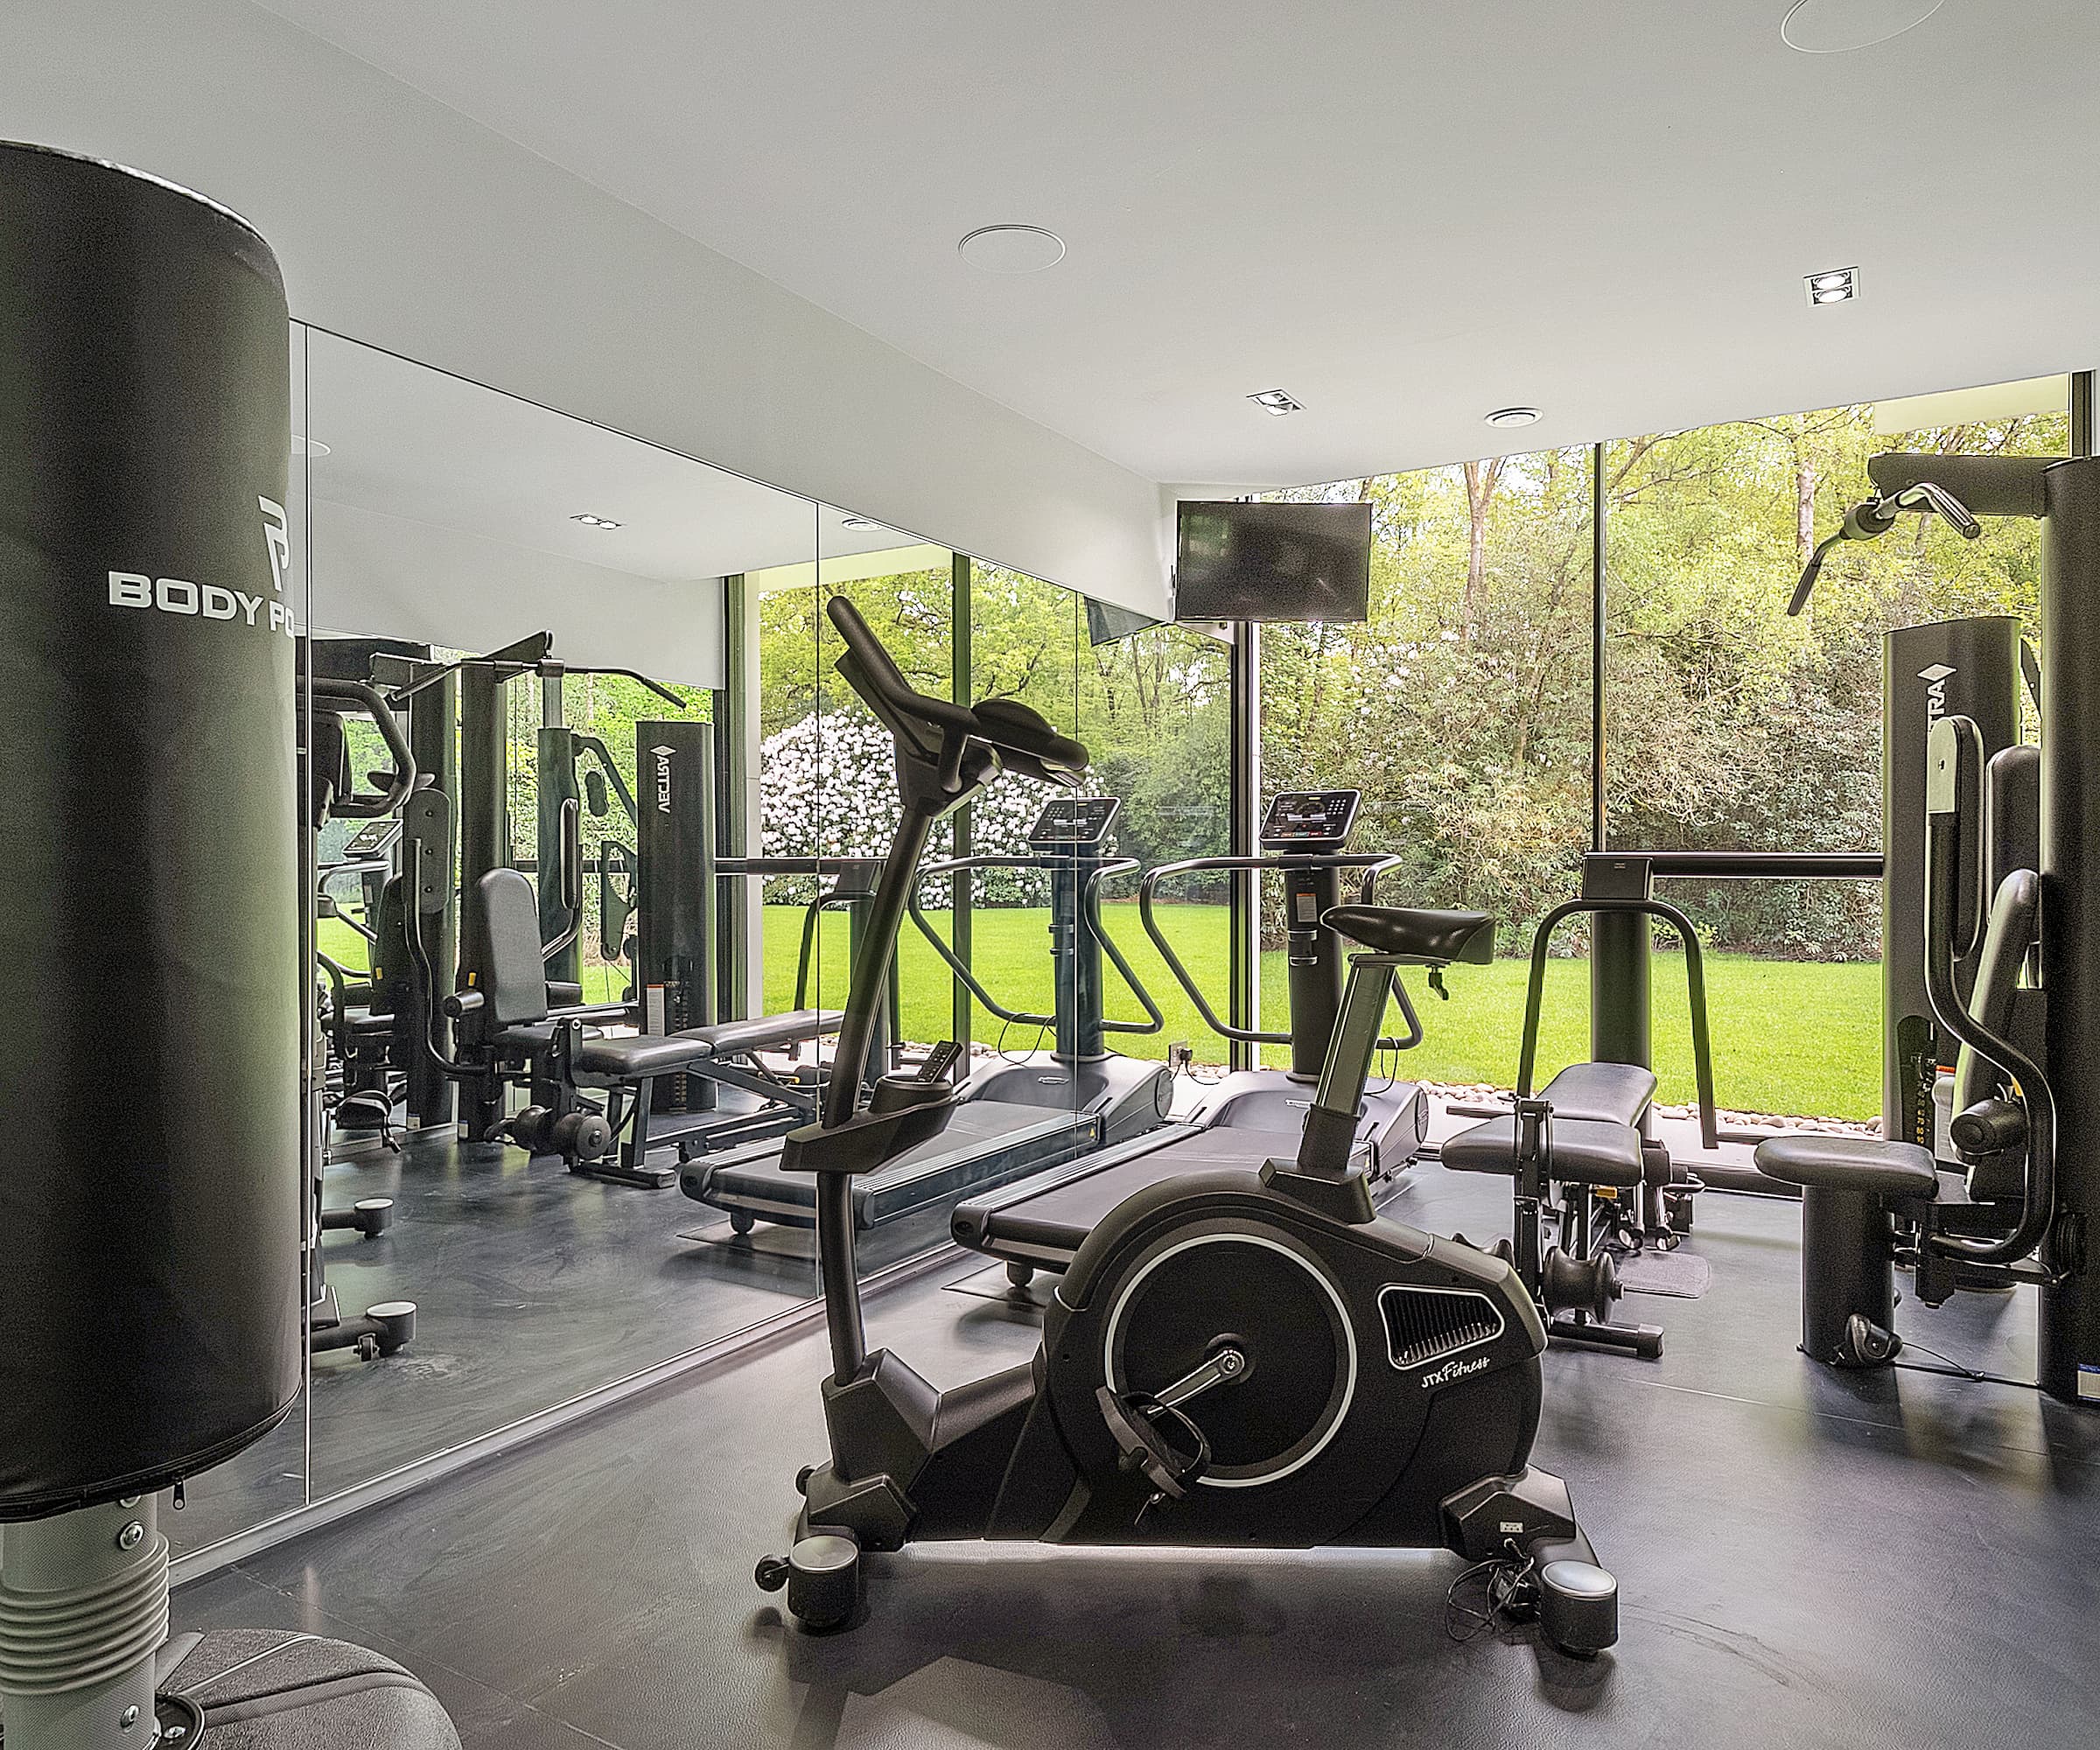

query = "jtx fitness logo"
[[1420, 1354, 1491, 1390], [104, 497, 298, 636]]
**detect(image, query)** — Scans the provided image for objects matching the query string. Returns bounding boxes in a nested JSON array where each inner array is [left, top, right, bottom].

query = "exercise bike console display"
[[1028, 794, 1121, 846], [1260, 788, 1360, 849]]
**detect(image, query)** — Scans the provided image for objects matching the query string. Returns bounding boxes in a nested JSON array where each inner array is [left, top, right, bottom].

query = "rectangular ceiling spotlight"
[[1805, 267, 1858, 305]]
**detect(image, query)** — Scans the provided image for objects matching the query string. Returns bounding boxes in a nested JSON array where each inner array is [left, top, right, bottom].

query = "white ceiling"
[[303, 326, 922, 578], [256, 0, 2098, 490]]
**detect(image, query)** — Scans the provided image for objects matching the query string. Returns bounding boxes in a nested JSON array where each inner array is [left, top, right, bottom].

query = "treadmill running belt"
[[690, 1100, 1099, 1230], [954, 1129, 1298, 1267]]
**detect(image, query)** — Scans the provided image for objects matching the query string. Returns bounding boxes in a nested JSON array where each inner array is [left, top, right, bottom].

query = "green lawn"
[[753, 904, 1880, 1122], [319, 903, 1883, 1122]]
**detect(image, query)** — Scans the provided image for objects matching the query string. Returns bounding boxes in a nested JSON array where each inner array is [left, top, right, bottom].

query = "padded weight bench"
[[1441, 1061, 1656, 1186], [452, 870, 842, 1186], [1441, 1060, 1676, 1357]]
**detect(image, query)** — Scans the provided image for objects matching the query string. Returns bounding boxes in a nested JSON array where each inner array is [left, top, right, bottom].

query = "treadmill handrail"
[[1137, 852, 1418, 1050], [908, 858, 1056, 1029], [905, 853, 1170, 1038], [1083, 859, 1166, 1037]]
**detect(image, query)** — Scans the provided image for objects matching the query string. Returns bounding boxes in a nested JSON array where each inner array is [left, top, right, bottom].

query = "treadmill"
[[679, 800, 1170, 1234], [951, 788, 1482, 1280], [907, 794, 1174, 1145]]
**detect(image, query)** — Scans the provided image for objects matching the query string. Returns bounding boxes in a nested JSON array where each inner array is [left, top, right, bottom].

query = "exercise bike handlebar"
[[1516, 896, 1720, 1152], [312, 676, 417, 819], [826, 596, 1088, 791], [1137, 852, 1414, 1049]]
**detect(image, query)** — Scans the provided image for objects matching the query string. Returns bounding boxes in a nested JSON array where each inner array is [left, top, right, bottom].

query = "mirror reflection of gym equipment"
[[10, 10, 2100, 1743]]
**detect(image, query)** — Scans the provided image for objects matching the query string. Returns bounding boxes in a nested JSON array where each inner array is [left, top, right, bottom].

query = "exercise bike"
[[753, 598, 1620, 1658]]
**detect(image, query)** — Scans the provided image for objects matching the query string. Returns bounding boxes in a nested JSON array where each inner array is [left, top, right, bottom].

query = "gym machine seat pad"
[[1754, 1134, 1939, 1199], [1443, 1115, 1646, 1187], [674, 1007, 843, 1056], [1322, 903, 1495, 964], [1527, 1060, 1656, 1128], [158, 1628, 459, 1748]]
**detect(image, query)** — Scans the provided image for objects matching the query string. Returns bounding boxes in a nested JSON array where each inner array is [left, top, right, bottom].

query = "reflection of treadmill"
[[677, 810, 1144, 1234], [951, 788, 1477, 1281], [908, 794, 1173, 1145]]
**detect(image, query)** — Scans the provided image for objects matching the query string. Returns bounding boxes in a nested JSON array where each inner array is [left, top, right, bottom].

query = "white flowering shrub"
[[760, 710, 1060, 906]]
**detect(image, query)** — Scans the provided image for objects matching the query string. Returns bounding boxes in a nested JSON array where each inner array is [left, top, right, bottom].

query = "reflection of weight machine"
[[303, 667, 434, 1362]]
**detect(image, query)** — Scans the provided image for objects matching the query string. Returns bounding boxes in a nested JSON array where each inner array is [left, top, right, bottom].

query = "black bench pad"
[[1441, 1114, 1646, 1186], [676, 1007, 842, 1055], [1536, 1060, 1656, 1127], [498, 1025, 716, 1079], [1754, 1134, 1939, 1198]]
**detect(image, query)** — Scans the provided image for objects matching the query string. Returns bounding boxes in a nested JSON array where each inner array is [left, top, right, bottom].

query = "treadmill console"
[[1258, 789, 1359, 851], [1028, 795, 1121, 849]]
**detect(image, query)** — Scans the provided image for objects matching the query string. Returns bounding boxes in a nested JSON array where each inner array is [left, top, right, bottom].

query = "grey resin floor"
[[173, 1152, 2100, 1750]]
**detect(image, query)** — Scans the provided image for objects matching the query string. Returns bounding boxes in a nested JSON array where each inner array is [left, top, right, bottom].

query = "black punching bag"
[[0, 143, 301, 1519]]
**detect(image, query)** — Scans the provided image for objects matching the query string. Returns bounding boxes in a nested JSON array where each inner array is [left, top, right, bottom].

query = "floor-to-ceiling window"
[[1604, 382, 2065, 1121], [1255, 457, 1595, 1085]]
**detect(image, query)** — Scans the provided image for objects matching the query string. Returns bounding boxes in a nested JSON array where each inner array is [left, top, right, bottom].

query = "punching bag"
[[0, 143, 302, 1518]]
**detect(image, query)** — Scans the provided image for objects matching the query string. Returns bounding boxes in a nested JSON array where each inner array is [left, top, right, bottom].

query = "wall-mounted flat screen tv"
[[1172, 500, 1371, 624]]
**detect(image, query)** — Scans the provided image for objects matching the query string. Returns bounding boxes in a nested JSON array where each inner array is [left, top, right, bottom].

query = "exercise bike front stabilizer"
[[754, 598, 1619, 1660]]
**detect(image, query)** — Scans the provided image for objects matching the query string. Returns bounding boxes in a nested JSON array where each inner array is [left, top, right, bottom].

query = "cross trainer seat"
[[1438, 886, 1718, 1359], [444, 869, 842, 1186]]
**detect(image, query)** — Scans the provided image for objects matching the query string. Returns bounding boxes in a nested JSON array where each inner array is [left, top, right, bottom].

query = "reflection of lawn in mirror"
[[760, 905, 1880, 1123], [319, 906, 1882, 1123]]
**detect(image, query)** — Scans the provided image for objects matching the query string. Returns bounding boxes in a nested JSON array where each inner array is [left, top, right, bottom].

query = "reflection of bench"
[[450, 870, 841, 1186]]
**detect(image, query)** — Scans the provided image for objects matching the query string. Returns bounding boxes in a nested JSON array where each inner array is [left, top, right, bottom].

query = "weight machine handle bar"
[[311, 677, 417, 818], [1921, 718, 2055, 1267], [1515, 896, 1719, 1152]]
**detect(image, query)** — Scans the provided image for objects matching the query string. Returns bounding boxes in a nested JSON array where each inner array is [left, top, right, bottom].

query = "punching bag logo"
[[103, 496, 299, 635], [653, 745, 676, 815], [259, 497, 291, 595]]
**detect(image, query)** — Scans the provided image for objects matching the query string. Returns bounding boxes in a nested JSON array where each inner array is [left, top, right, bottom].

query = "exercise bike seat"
[[1754, 1134, 1938, 1200], [1441, 1115, 1645, 1187], [1322, 904, 1495, 965]]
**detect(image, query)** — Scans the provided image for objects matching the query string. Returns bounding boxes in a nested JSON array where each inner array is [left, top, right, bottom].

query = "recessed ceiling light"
[[958, 224, 1066, 274], [292, 435, 331, 458], [839, 514, 882, 531], [1805, 266, 1858, 304], [1782, 0, 1945, 54], [570, 513, 623, 529], [1248, 389, 1303, 416], [1484, 406, 1541, 428]]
